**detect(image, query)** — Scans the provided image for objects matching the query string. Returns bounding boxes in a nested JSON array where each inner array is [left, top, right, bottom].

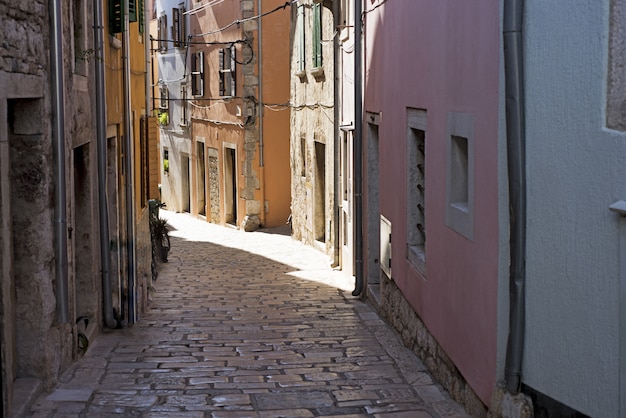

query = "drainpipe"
[[94, 0, 117, 329], [257, 0, 266, 227], [123, 0, 137, 323], [145, 7, 151, 113], [503, 0, 526, 394], [352, 0, 364, 296], [50, 0, 69, 323], [332, 0, 340, 267]]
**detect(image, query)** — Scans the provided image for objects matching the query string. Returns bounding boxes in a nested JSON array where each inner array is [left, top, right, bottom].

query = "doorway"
[[196, 142, 206, 216], [181, 153, 191, 213], [224, 145, 237, 225], [314, 141, 326, 242], [73, 144, 97, 320], [340, 129, 354, 276], [366, 121, 381, 299]]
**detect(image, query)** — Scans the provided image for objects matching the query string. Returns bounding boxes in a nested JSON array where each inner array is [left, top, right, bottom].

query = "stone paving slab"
[[26, 211, 470, 417]]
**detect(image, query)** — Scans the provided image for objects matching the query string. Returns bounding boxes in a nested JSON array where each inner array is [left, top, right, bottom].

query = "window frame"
[[191, 51, 204, 97], [219, 45, 236, 98]]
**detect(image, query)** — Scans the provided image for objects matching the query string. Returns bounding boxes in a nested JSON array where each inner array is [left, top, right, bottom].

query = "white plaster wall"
[[523, 1, 626, 416], [156, 0, 192, 213]]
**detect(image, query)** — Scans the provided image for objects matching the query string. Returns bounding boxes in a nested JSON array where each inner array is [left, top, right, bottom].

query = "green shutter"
[[138, 0, 144, 34], [129, 0, 137, 23], [109, 0, 123, 33], [313, 3, 322, 68]]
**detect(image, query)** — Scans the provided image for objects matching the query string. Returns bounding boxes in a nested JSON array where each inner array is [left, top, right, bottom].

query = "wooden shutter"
[[129, 0, 137, 22], [158, 15, 168, 51], [191, 52, 204, 97], [108, 0, 123, 33], [229, 45, 236, 97], [138, 0, 144, 34], [313, 3, 322, 68], [219, 48, 225, 96], [172, 8, 180, 47], [180, 6, 186, 47]]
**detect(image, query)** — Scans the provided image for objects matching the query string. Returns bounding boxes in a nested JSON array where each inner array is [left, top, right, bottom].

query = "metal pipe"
[[332, 0, 341, 267], [503, 0, 526, 394], [50, 0, 69, 323], [257, 0, 266, 227], [352, 0, 364, 297], [257, 0, 264, 168], [94, 0, 117, 329], [123, 0, 137, 324]]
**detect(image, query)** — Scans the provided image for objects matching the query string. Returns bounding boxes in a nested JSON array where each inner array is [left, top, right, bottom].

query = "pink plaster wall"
[[363, 1, 500, 403]]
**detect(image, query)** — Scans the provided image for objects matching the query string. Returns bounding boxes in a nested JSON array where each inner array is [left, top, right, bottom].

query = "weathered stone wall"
[[379, 277, 488, 417], [9, 101, 59, 386], [1, 0, 106, 414], [0, 0, 48, 75], [289, 0, 337, 260], [240, 0, 261, 231]]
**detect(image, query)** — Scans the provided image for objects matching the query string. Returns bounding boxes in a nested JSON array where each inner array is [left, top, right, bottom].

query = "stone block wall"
[[379, 277, 488, 417]]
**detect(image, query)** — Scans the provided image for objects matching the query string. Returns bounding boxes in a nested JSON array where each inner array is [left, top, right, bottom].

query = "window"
[[126, 0, 145, 34], [445, 112, 475, 240], [180, 85, 188, 126], [163, 149, 169, 174], [219, 45, 236, 97], [172, 5, 185, 48], [158, 85, 169, 125], [296, 5, 305, 74], [191, 51, 204, 97], [312, 3, 322, 68], [406, 109, 427, 274], [158, 15, 168, 51], [109, 0, 123, 34], [160, 85, 169, 109], [129, 0, 137, 22], [138, 0, 145, 34]]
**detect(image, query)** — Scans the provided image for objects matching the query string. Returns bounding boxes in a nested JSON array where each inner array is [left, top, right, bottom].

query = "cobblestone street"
[[28, 211, 468, 417]]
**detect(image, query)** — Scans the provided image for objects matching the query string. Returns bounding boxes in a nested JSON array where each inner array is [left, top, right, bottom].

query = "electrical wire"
[[191, 1, 298, 37]]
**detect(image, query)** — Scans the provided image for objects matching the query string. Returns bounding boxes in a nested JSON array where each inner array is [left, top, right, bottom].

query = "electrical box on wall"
[[380, 215, 392, 279]]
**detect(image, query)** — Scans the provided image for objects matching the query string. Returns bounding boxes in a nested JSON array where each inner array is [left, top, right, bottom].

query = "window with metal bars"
[[219, 45, 236, 97]]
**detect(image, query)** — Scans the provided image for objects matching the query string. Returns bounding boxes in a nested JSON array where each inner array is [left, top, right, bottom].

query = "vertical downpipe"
[[333, 0, 341, 266], [123, 0, 136, 323], [257, 0, 266, 226], [352, 0, 364, 296], [94, 0, 117, 328], [503, 0, 527, 394], [50, 0, 69, 323]]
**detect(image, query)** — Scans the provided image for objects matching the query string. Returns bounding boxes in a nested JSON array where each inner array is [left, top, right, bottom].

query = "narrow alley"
[[26, 211, 468, 418]]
